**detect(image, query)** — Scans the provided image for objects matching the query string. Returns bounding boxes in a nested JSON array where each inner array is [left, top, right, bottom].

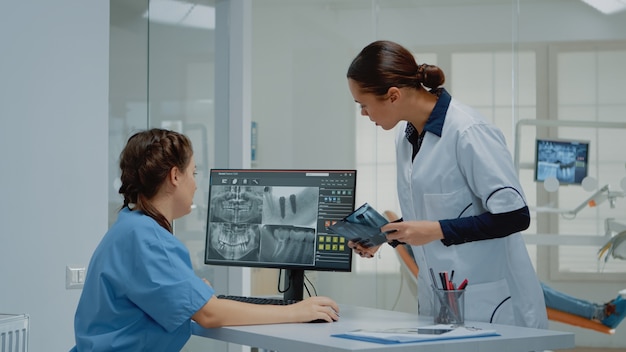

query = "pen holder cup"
[[433, 288, 465, 326]]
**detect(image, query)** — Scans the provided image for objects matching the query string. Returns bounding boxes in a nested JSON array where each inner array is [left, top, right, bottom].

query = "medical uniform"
[[70, 208, 214, 351], [396, 89, 548, 329]]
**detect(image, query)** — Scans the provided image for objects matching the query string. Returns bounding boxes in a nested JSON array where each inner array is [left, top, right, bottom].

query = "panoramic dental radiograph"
[[207, 222, 261, 261], [537, 142, 578, 183], [207, 185, 264, 261], [209, 185, 264, 224], [206, 185, 319, 263]]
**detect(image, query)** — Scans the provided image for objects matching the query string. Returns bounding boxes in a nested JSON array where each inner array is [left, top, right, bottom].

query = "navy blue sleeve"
[[438, 206, 530, 246]]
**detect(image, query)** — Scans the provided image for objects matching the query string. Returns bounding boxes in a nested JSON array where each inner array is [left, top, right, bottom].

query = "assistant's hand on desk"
[[192, 294, 339, 328], [293, 296, 340, 323], [381, 220, 443, 246]]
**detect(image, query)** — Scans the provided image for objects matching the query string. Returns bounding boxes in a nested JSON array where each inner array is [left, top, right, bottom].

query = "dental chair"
[[383, 210, 615, 335]]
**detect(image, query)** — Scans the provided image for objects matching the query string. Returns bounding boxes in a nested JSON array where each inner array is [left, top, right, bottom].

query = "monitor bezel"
[[534, 138, 590, 185], [203, 168, 356, 273]]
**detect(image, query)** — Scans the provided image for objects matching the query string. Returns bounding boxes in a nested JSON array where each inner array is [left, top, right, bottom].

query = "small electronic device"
[[204, 169, 357, 301], [534, 138, 590, 185], [328, 202, 404, 248], [380, 327, 455, 335], [416, 327, 454, 335]]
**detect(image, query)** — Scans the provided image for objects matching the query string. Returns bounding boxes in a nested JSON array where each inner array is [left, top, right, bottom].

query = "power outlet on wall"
[[66, 266, 86, 289]]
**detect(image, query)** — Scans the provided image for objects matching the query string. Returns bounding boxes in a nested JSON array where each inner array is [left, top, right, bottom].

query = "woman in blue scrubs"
[[346, 40, 547, 329], [70, 129, 339, 351]]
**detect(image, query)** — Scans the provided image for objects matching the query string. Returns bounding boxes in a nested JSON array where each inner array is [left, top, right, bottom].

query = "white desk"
[[192, 304, 575, 352]]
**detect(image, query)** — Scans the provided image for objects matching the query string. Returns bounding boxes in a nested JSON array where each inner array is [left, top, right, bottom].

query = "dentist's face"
[[348, 79, 398, 131]]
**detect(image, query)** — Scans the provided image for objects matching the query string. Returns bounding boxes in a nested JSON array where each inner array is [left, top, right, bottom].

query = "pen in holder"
[[432, 286, 465, 326]]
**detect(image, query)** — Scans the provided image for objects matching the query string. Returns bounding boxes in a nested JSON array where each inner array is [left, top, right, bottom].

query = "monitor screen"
[[535, 138, 589, 185], [204, 169, 356, 299]]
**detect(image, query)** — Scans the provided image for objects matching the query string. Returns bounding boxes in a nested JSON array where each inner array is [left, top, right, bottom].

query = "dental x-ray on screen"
[[204, 169, 357, 274], [535, 138, 589, 185]]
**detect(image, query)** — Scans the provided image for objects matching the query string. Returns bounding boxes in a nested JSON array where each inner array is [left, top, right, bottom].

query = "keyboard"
[[216, 294, 330, 323], [217, 294, 300, 305]]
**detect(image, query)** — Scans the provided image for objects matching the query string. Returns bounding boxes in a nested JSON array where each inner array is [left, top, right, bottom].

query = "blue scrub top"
[[70, 208, 214, 351]]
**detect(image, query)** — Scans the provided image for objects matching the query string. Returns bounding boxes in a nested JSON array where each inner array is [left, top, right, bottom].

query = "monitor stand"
[[283, 269, 305, 301]]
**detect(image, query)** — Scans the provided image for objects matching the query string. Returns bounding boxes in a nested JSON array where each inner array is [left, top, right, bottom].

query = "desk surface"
[[192, 304, 575, 352]]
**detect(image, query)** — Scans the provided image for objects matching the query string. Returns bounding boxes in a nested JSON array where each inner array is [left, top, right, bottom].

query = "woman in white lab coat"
[[346, 40, 548, 329]]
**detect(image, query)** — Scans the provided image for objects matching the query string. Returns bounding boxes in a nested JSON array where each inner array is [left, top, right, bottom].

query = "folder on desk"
[[331, 324, 499, 344]]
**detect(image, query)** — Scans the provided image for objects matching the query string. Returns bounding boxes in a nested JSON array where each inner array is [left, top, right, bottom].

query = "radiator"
[[0, 314, 29, 352]]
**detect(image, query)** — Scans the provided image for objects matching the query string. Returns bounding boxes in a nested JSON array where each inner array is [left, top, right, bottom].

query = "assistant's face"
[[348, 79, 398, 130], [175, 156, 197, 219]]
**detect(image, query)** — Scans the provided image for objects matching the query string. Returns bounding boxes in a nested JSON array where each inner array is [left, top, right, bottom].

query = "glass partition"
[[247, 0, 528, 311], [249, 0, 626, 325], [109, 0, 150, 226], [109, 0, 222, 350]]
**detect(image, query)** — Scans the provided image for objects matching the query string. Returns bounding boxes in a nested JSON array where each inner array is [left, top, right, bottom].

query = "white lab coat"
[[395, 96, 548, 329]]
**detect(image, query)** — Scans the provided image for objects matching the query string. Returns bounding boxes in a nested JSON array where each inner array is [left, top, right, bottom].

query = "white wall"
[[0, 1, 109, 351]]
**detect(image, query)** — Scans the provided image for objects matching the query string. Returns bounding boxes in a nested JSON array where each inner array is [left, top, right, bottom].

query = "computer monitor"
[[535, 138, 590, 185], [204, 169, 357, 300]]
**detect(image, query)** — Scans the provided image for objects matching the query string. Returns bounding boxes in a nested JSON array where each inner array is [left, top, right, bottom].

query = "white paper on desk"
[[331, 324, 499, 344]]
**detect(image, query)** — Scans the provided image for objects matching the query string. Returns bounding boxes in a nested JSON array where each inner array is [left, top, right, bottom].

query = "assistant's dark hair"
[[347, 40, 445, 96], [118, 128, 193, 233]]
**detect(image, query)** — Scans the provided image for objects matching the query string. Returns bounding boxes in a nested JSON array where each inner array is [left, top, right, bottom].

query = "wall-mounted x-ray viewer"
[[512, 119, 626, 251], [535, 138, 590, 186]]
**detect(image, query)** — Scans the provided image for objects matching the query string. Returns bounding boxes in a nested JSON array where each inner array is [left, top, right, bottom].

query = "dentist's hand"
[[347, 240, 381, 258], [381, 220, 444, 246]]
